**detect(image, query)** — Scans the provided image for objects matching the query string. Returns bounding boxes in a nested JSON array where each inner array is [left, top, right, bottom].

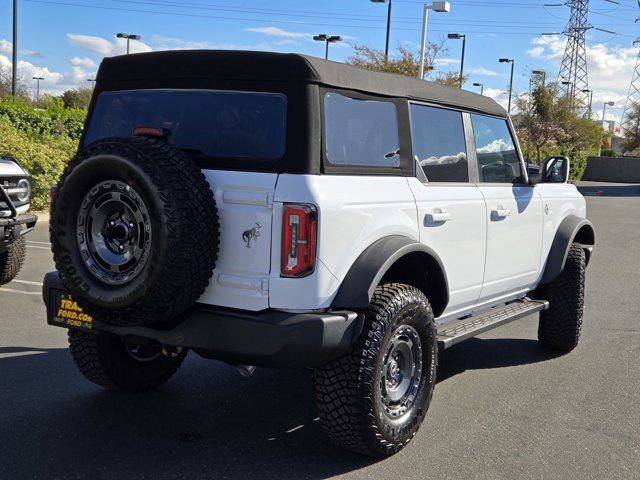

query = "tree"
[[622, 103, 640, 154], [60, 87, 93, 109], [346, 43, 462, 84], [0, 65, 29, 100], [514, 84, 565, 162], [515, 79, 603, 180], [433, 71, 470, 88]]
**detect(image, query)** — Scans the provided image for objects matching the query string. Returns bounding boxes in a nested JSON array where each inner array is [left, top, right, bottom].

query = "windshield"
[[84, 89, 287, 161]]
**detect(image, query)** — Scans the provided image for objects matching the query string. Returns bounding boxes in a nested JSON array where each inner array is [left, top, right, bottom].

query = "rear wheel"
[[314, 283, 438, 457], [537, 243, 586, 352], [0, 236, 26, 285], [68, 330, 187, 392]]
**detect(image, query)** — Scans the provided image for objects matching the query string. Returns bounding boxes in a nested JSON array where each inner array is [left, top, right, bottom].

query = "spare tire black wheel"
[[51, 136, 219, 327]]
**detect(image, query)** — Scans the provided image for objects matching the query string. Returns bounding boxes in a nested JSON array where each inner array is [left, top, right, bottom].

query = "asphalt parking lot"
[[1, 182, 638, 480]]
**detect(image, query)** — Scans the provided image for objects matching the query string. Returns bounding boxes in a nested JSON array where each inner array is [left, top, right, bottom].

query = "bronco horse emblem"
[[242, 223, 262, 248]]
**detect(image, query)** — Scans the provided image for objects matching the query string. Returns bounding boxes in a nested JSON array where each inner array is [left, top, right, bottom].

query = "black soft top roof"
[[97, 50, 507, 117]]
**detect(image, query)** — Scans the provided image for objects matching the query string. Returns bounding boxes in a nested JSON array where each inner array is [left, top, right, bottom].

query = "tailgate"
[[198, 170, 278, 311]]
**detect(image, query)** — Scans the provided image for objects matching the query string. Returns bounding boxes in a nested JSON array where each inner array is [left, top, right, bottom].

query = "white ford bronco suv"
[[0, 157, 37, 285], [43, 51, 594, 457]]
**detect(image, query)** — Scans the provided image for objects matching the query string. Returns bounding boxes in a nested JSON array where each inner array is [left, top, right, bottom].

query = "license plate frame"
[[47, 289, 94, 331]]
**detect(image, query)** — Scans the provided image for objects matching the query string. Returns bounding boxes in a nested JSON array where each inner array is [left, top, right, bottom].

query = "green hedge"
[[0, 98, 84, 210], [0, 97, 85, 140], [0, 117, 77, 210]]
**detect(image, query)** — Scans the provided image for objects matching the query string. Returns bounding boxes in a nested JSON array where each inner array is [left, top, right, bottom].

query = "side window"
[[324, 92, 400, 168], [409, 104, 468, 182], [470, 114, 523, 183]]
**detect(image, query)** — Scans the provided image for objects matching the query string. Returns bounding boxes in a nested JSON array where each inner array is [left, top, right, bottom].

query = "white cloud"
[[69, 56, 96, 68], [467, 67, 500, 77], [0, 39, 11, 53], [244, 27, 309, 39], [0, 54, 64, 87], [0, 39, 43, 60], [484, 87, 510, 110], [66, 33, 152, 56], [526, 34, 638, 122], [434, 57, 460, 66]]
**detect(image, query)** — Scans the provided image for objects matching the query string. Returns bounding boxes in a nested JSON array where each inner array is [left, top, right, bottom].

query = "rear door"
[[469, 114, 543, 303], [408, 103, 487, 318]]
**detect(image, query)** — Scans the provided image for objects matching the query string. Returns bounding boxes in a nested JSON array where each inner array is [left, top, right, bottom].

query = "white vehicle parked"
[[44, 51, 594, 457], [0, 157, 37, 285]]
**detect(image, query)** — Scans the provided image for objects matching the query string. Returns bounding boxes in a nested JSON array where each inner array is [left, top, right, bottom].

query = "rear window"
[[84, 90, 287, 161]]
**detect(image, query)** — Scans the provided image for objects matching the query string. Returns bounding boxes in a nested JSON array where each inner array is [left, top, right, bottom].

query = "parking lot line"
[[0, 288, 41, 296], [11, 279, 43, 286], [26, 245, 51, 250], [27, 241, 51, 246]]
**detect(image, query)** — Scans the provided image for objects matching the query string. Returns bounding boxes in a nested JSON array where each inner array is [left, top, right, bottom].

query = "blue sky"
[[1, 0, 639, 122]]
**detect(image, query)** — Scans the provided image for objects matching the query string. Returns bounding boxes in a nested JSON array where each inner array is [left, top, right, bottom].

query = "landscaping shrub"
[[0, 117, 77, 210]]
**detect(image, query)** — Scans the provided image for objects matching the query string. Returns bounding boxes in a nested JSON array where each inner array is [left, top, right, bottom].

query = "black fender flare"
[[540, 214, 595, 285], [330, 235, 449, 315]]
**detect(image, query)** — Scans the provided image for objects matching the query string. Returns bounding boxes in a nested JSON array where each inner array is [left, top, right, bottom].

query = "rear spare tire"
[[51, 137, 219, 327]]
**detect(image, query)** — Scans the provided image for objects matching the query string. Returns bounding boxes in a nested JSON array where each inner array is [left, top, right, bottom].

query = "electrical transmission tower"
[[557, 0, 591, 112], [621, 35, 640, 133]]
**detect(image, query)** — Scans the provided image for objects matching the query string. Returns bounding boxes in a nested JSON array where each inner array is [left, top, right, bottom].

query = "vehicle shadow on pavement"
[[0, 347, 373, 479], [577, 184, 640, 197], [437, 338, 563, 383], [0, 340, 562, 479]]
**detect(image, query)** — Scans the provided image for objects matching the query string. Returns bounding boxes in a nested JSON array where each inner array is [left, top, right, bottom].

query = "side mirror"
[[540, 156, 570, 184]]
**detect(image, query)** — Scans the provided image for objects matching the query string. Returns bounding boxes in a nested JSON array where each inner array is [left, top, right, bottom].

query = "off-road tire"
[[68, 330, 187, 392], [51, 136, 219, 327], [314, 283, 438, 457], [537, 243, 585, 352], [0, 236, 26, 285]]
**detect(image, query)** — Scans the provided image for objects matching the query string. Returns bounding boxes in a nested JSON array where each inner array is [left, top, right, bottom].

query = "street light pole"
[[87, 78, 96, 88], [32, 76, 43, 102], [448, 33, 466, 88], [499, 58, 515, 114], [313, 34, 342, 60], [473, 82, 484, 95], [12, 0, 18, 99], [532, 69, 546, 87], [370, 0, 392, 61], [599, 101, 614, 156], [116, 33, 142, 54], [419, 2, 451, 79]]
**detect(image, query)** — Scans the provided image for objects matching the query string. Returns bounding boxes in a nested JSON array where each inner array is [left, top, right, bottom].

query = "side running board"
[[437, 298, 549, 350]]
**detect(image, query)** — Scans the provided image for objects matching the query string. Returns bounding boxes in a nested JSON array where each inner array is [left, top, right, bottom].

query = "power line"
[[25, 0, 565, 36]]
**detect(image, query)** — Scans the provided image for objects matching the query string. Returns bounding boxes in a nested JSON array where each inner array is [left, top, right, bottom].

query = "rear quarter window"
[[323, 92, 401, 168]]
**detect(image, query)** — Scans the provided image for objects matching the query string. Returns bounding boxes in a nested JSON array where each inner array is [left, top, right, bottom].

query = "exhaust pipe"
[[237, 365, 256, 377]]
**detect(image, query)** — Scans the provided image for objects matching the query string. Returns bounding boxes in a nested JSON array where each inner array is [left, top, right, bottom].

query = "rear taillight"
[[281, 204, 317, 278]]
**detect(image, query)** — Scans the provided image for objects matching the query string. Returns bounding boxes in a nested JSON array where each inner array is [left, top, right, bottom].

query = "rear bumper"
[[0, 213, 37, 252], [42, 272, 363, 368]]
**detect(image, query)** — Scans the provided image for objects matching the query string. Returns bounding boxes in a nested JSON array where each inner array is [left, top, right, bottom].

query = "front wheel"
[[68, 330, 187, 392], [314, 283, 438, 457], [0, 236, 26, 286], [537, 243, 586, 352]]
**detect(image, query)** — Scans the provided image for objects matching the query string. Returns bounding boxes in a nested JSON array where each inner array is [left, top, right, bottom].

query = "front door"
[[468, 113, 543, 303]]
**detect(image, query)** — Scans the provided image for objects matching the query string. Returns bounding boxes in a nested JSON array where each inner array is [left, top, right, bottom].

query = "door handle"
[[425, 210, 451, 223], [492, 206, 511, 219]]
